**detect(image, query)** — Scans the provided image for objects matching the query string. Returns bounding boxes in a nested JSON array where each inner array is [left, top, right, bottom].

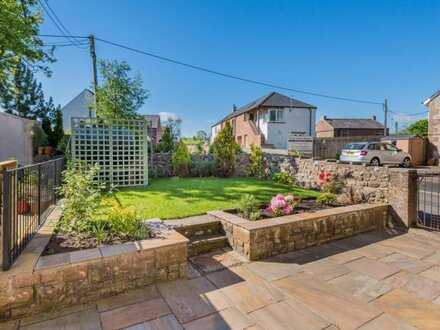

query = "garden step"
[[188, 234, 229, 257], [172, 215, 223, 237]]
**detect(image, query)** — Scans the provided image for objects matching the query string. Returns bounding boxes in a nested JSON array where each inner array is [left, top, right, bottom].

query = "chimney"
[[232, 104, 237, 112], [321, 115, 327, 120], [371, 115, 376, 121]]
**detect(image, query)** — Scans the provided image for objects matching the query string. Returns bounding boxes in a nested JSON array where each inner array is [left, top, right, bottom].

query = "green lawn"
[[181, 137, 201, 145], [99, 177, 320, 220]]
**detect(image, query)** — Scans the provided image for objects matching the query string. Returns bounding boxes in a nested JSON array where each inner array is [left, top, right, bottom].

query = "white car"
[[340, 142, 412, 167]]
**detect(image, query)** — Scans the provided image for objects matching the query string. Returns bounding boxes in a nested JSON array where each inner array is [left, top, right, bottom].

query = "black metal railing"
[[2, 157, 66, 270], [417, 171, 440, 231]]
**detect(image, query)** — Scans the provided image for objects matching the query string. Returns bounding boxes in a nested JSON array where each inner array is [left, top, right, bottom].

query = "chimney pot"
[[371, 115, 376, 121], [232, 104, 237, 112], [322, 115, 327, 120]]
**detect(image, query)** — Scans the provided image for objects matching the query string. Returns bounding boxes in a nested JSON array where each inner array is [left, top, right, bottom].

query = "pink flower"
[[283, 205, 293, 214], [285, 194, 294, 203]]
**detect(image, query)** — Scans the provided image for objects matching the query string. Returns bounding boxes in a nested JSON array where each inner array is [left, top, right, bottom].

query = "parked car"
[[340, 142, 412, 167]]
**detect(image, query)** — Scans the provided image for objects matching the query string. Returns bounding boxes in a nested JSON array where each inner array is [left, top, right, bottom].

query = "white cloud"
[[159, 111, 180, 122]]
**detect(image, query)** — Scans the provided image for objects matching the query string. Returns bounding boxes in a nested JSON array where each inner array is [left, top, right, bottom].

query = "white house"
[[211, 92, 316, 149], [61, 88, 95, 131]]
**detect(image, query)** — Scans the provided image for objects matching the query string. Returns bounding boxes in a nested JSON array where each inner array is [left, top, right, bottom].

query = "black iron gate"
[[417, 171, 440, 231]]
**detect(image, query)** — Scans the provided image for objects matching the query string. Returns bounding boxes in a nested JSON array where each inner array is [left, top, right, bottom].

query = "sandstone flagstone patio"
[[3, 228, 440, 330]]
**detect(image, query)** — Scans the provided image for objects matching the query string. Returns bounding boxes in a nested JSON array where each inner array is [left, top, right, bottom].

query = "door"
[[383, 143, 401, 163]]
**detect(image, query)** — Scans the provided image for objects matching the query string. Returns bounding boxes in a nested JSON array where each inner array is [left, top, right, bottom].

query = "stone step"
[[188, 234, 229, 257], [172, 215, 223, 237]]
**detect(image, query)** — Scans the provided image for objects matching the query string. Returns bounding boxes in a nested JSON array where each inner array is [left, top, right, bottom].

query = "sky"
[[36, 0, 440, 136]]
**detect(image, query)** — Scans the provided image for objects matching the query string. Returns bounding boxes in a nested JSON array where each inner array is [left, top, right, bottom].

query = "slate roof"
[[143, 115, 161, 128], [424, 89, 440, 105], [213, 92, 316, 126], [323, 118, 385, 130]]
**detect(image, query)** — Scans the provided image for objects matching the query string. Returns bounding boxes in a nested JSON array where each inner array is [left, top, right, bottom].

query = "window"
[[268, 109, 284, 122], [375, 130, 383, 136], [383, 143, 398, 151], [339, 130, 349, 137], [368, 144, 380, 151]]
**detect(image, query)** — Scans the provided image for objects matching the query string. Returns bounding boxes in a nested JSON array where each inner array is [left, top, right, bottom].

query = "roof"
[[61, 88, 94, 111], [322, 118, 385, 130], [381, 134, 421, 140], [143, 115, 161, 128], [213, 92, 316, 126], [423, 89, 440, 105]]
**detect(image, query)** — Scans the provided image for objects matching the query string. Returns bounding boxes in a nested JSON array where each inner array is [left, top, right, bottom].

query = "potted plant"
[[44, 145, 53, 156], [17, 187, 30, 214], [37, 147, 44, 156]]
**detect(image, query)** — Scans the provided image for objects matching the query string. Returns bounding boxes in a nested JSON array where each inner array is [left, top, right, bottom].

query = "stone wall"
[[0, 207, 188, 321], [210, 203, 389, 261]]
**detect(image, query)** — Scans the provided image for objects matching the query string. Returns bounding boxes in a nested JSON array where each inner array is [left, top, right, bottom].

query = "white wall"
[[62, 89, 95, 131], [265, 107, 316, 149], [0, 113, 36, 165], [211, 123, 222, 144]]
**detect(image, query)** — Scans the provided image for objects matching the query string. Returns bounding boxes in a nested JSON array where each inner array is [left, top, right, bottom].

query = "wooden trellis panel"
[[71, 117, 148, 187]]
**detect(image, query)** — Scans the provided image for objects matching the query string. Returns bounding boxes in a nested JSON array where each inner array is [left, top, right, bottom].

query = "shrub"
[[272, 172, 294, 185], [238, 194, 261, 220], [213, 122, 236, 177], [157, 126, 175, 152], [32, 127, 48, 154], [345, 186, 369, 204], [172, 140, 190, 177], [247, 143, 263, 178], [190, 160, 214, 177], [57, 162, 103, 233], [106, 203, 148, 240], [318, 169, 339, 193], [265, 194, 297, 217], [317, 192, 336, 205]]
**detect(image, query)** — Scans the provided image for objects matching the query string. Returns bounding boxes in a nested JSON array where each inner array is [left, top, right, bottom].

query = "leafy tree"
[[172, 140, 190, 177], [0, 0, 54, 82], [161, 115, 182, 137], [196, 130, 208, 141], [91, 60, 149, 119], [157, 126, 175, 152], [213, 122, 236, 177], [0, 62, 44, 118], [247, 143, 263, 178], [407, 119, 428, 138]]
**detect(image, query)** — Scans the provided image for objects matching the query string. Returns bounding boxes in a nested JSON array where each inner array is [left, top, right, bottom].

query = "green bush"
[[317, 192, 336, 205], [57, 162, 103, 233], [213, 122, 236, 177], [247, 143, 263, 178], [272, 172, 294, 185], [238, 194, 261, 220], [172, 140, 190, 177], [322, 180, 339, 194], [106, 204, 148, 240], [189, 160, 214, 177], [157, 126, 175, 153], [32, 127, 48, 154]]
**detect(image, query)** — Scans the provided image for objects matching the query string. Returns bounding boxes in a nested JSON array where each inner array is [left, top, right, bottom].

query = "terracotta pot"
[[17, 199, 30, 214], [44, 146, 53, 156], [37, 147, 44, 156]]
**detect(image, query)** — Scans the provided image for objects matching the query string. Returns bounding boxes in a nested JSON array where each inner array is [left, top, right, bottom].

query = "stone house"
[[211, 92, 316, 149], [424, 89, 440, 163], [143, 114, 162, 145], [315, 116, 386, 138], [61, 88, 95, 131]]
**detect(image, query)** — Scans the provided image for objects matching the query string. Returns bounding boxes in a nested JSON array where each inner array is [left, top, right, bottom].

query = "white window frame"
[[268, 109, 284, 123]]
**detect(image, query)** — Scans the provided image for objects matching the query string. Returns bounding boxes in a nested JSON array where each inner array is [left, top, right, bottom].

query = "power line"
[[38, 1, 87, 49], [389, 109, 428, 117], [93, 37, 384, 106], [38, 34, 89, 39]]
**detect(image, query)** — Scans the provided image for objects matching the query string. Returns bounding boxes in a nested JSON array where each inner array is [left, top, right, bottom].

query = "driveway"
[[4, 228, 440, 330]]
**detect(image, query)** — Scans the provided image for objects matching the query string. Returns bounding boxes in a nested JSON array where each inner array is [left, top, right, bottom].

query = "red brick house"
[[424, 89, 440, 163], [315, 116, 386, 138]]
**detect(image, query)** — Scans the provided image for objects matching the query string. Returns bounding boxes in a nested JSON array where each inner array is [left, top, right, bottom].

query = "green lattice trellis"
[[71, 117, 148, 187]]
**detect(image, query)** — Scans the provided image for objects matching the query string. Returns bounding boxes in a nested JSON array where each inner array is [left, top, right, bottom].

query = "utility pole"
[[383, 99, 388, 135], [395, 121, 398, 134], [89, 33, 98, 117]]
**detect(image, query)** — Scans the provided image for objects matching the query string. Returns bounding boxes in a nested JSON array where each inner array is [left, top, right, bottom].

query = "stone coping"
[[1, 204, 189, 276], [208, 203, 388, 231]]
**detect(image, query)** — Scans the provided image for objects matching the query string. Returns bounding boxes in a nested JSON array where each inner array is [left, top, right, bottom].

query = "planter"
[[44, 146, 53, 156], [37, 147, 44, 156], [17, 199, 30, 214]]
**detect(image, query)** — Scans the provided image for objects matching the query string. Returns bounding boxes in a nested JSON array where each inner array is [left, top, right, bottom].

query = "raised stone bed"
[[0, 206, 188, 321], [209, 203, 389, 261]]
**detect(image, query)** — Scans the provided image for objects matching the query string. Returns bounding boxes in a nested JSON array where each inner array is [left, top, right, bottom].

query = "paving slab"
[[183, 307, 254, 330], [357, 313, 417, 330], [383, 271, 440, 301], [328, 272, 392, 302], [96, 286, 160, 312], [158, 277, 232, 324], [420, 265, 440, 283], [378, 236, 435, 260], [99, 298, 171, 330], [423, 252, 440, 264], [21, 308, 101, 330], [243, 258, 302, 282], [273, 272, 382, 330], [249, 299, 331, 330], [345, 257, 399, 280], [379, 253, 433, 274], [124, 315, 183, 330], [189, 249, 244, 274], [302, 259, 351, 281], [371, 289, 440, 330]]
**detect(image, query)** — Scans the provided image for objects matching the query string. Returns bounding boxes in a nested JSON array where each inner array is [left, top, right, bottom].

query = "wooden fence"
[[313, 136, 381, 159]]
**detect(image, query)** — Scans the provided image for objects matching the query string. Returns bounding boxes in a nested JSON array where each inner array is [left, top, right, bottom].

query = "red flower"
[[326, 172, 331, 178], [326, 178, 331, 183], [319, 181, 324, 186]]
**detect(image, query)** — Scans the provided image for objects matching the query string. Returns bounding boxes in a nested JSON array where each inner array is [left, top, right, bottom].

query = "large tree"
[[398, 119, 428, 138], [0, 0, 54, 82], [91, 60, 149, 119], [160, 113, 182, 137], [0, 62, 44, 118]]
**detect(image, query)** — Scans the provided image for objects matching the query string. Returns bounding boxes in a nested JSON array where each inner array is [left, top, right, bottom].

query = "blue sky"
[[37, 0, 439, 136]]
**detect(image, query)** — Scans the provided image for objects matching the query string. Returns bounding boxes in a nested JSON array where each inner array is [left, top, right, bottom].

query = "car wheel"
[[370, 158, 380, 166], [401, 157, 411, 168]]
